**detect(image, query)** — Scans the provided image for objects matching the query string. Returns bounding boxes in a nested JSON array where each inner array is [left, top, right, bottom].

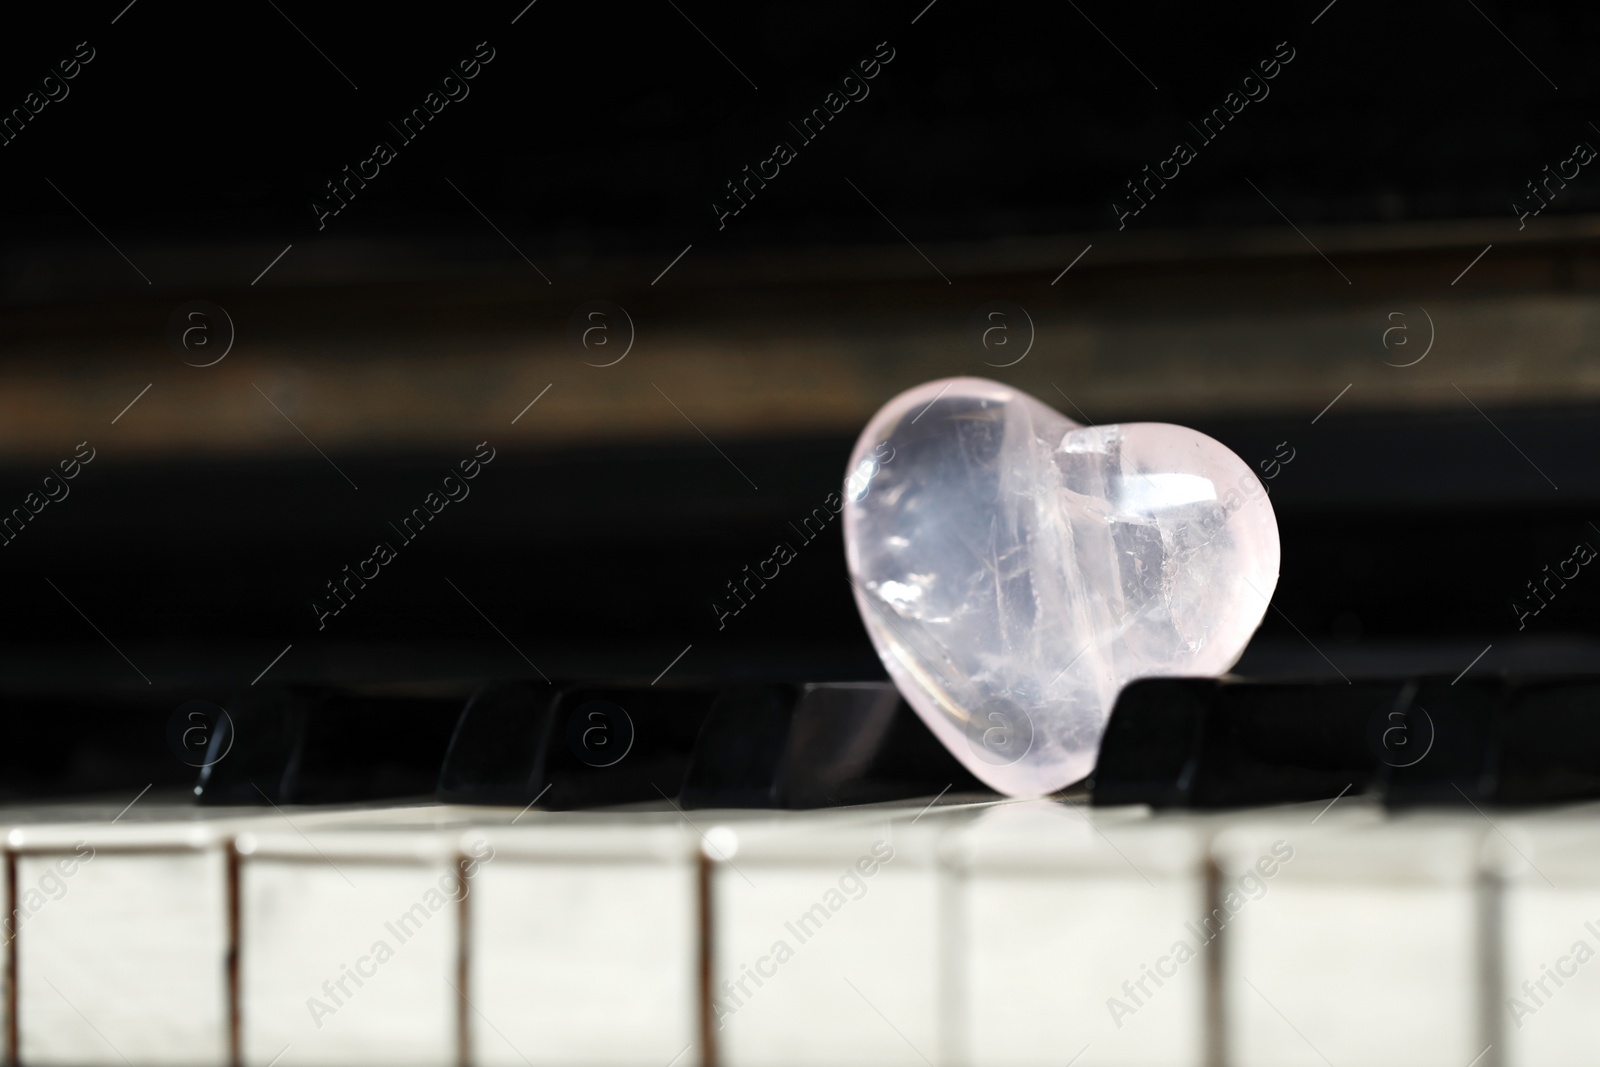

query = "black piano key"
[[1194, 680, 1399, 807], [540, 684, 725, 809], [194, 686, 306, 804], [437, 682, 722, 809], [1091, 677, 1402, 808], [1381, 676, 1600, 807], [196, 686, 466, 805], [679, 682, 986, 809], [285, 690, 465, 803], [1496, 679, 1600, 803], [1379, 678, 1503, 807], [1087, 678, 1212, 808], [800, 684, 988, 805], [678, 683, 794, 808], [436, 681, 560, 805], [1094, 673, 1600, 809]]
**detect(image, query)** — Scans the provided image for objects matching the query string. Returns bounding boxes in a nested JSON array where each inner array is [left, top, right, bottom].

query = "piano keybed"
[[3, 795, 1593, 1067]]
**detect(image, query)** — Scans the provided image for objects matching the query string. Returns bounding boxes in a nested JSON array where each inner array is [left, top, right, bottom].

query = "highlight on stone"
[[842, 377, 1281, 797]]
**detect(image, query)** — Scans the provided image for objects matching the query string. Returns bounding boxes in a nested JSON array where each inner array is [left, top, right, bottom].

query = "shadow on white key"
[[236, 808, 502, 1067], [707, 805, 975, 1067], [947, 801, 1210, 1067], [1490, 802, 1600, 1067], [1215, 806, 1487, 1067], [463, 814, 700, 1067]]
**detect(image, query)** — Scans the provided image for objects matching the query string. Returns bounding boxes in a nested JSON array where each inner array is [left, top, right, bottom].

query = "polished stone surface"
[[842, 378, 1281, 796]]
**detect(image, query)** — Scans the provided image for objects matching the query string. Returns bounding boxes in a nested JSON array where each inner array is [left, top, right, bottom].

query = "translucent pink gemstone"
[[842, 378, 1281, 796]]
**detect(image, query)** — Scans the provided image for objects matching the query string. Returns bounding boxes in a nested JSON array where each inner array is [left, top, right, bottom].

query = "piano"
[[6, 3, 1600, 1062], [1, 326, 1598, 1067], [0, 666, 1591, 1067]]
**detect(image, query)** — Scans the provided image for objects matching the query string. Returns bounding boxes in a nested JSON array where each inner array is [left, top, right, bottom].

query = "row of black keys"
[[1097, 674, 1600, 807], [11, 674, 1599, 808], [197, 681, 984, 808]]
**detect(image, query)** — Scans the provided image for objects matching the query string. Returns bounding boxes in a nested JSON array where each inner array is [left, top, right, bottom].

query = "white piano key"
[[1215, 808, 1488, 1067], [2, 801, 269, 1067], [235, 808, 507, 1067], [946, 801, 1211, 1067], [1489, 804, 1600, 1067], [8, 802, 466, 1067], [705, 804, 970, 1067], [462, 816, 701, 1067], [16, 842, 226, 1065]]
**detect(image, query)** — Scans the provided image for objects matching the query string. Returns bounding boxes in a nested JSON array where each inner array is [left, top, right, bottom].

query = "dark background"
[[2, 1, 1595, 260]]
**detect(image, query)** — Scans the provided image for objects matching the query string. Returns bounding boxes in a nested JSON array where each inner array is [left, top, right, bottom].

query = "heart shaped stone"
[[842, 378, 1281, 797]]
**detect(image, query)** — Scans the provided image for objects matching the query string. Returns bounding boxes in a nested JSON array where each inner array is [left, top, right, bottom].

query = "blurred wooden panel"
[[2, 215, 1599, 459]]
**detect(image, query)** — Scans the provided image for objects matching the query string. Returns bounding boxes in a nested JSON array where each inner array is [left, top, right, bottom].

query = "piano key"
[[286, 691, 465, 804], [10, 816, 235, 1066], [704, 804, 976, 1067], [1091, 677, 1400, 808], [0, 800, 198, 1066], [437, 683, 721, 810], [234, 808, 497, 1067], [1489, 804, 1600, 1067], [436, 681, 559, 805], [1096, 675, 1600, 809], [1493, 679, 1600, 804], [946, 801, 1212, 1067], [194, 686, 305, 805], [17, 763, 1597, 1067], [1380, 677, 1503, 808], [2, 799, 325, 1067], [1087, 678, 1209, 808], [533, 684, 726, 809], [680, 682, 986, 809], [1380, 677, 1600, 807], [198, 687, 467, 805], [7, 802, 464, 1067], [1214, 808, 1488, 1067], [461, 816, 701, 1066]]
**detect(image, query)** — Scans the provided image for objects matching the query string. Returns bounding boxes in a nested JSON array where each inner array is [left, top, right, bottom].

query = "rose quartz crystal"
[[842, 378, 1281, 797]]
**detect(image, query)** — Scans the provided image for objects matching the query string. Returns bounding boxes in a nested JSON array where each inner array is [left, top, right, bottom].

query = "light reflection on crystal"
[[878, 580, 923, 608]]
